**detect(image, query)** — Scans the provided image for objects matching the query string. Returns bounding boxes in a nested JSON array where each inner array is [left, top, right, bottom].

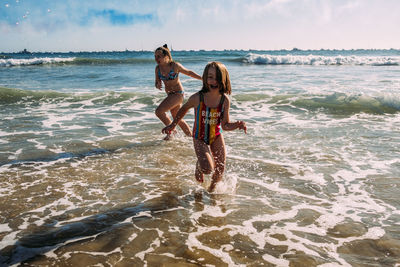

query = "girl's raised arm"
[[221, 96, 247, 133], [176, 63, 202, 80]]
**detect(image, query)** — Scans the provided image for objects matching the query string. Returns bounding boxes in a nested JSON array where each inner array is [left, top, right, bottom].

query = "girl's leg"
[[155, 94, 183, 139], [193, 138, 214, 182], [155, 93, 183, 126], [208, 135, 226, 192], [195, 161, 204, 183], [171, 104, 192, 136]]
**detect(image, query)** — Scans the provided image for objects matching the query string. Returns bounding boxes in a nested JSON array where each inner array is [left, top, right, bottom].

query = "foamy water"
[[0, 57, 75, 67], [244, 53, 400, 66], [1, 49, 400, 266]]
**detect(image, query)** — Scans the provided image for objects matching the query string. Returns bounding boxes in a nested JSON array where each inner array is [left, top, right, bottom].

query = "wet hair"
[[155, 44, 173, 62], [201, 61, 232, 95]]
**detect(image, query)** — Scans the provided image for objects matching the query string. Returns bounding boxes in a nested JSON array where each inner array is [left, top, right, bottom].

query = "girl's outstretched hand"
[[237, 121, 247, 134], [162, 124, 175, 135]]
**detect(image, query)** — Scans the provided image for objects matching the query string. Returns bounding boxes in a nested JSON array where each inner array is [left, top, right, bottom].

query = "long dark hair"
[[201, 61, 231, 95]]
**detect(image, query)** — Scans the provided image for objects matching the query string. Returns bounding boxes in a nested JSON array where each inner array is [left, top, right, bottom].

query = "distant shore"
[[1, 48, 399, 54]]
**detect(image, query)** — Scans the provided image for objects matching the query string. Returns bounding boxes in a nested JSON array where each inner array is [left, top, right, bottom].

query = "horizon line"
[[1, 47, 400, 54]]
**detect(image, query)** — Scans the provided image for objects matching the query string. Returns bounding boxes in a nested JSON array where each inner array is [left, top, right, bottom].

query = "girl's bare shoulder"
[[173, 61, 182, 67], [187, 91, 200, 106], [222, 93, 230, 109], [172, 61, 183, 71], [222, 93, 230, 102]]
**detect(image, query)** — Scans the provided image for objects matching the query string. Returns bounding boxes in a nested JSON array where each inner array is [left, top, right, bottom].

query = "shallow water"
[[1, 49, 400, 266]]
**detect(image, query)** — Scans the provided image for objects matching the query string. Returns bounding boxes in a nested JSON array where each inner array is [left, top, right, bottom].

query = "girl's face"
[[154, 50, 168, 65], [207, 66, 220, 91]]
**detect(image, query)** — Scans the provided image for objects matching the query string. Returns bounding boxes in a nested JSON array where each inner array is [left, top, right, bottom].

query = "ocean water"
[[0, 49, 400, 266]]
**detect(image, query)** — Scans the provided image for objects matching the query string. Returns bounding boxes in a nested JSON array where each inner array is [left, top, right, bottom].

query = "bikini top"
[[158, 65, 178, 81]]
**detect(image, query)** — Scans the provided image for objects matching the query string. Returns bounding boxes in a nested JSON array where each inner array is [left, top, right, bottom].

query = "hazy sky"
[[1, 0, 399, 52]]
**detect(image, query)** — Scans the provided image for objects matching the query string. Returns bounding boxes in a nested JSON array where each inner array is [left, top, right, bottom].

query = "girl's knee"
[[198, 162, 213, 174], [155, 108, 164, 118]]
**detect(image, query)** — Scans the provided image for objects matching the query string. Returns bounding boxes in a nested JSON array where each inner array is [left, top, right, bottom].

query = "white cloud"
[[0, 0, 399, 52]]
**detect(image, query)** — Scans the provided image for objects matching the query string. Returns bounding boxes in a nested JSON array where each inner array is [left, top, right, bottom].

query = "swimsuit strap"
[[219, 94, 225, 107], [157, 67, 164, 80]]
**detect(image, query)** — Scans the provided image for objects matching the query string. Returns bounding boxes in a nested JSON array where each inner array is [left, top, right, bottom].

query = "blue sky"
[[1, 0, 399, 52]]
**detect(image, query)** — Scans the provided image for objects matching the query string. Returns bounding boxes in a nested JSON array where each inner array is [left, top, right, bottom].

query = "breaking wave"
[[0, 57, 154, 67], [243, 53, 400, 66], [235, 92, 400, 115], [0, 57, 75, 67]]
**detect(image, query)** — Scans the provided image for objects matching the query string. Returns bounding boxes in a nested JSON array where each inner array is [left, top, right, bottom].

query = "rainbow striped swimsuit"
[[193, 92, 225, 145]]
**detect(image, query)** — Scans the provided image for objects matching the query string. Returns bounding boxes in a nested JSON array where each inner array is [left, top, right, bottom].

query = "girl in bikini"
[[154, 44, 202, 140], [162, 62, 247, 192]]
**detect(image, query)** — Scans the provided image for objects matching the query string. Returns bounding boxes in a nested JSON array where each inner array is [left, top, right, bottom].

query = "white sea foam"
[[0, 57, 75, 67], [135, 238, 161, 261], [186, 228, 237, 266], [244, 53, 400, 66], [0, 230, 20, 250], [0, 223, 12, 233], [1, 49, 399, 266]]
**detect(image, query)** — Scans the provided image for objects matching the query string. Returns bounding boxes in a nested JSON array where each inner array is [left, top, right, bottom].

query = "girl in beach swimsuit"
[[193, 91, 225, 145], [162, 62, 247, 192], [154, 44, 202, 140]]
